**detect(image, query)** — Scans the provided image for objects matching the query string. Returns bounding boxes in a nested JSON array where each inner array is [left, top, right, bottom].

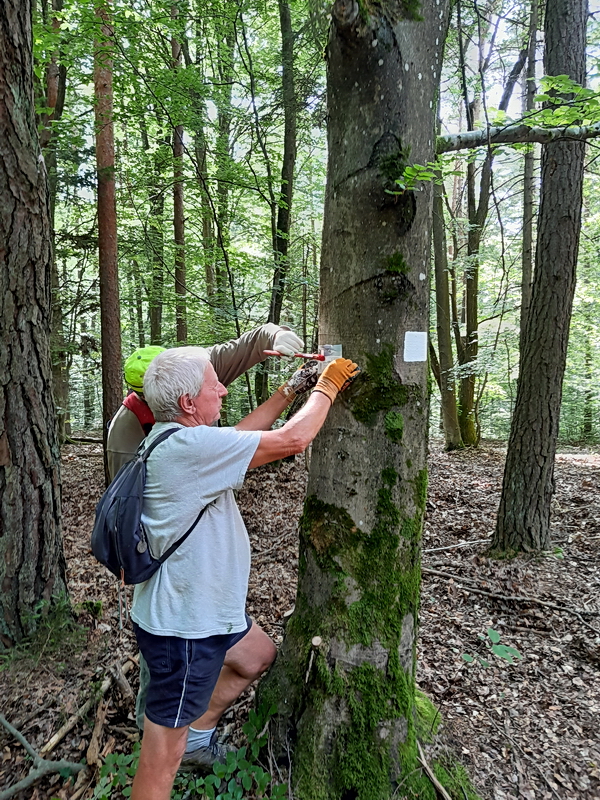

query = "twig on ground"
[[416, 741, 453, 800], [0, 713, 85, 800], [87, 698, 110, 766], [422, 567, 600, 619], [423, 539, 489, 553], [39, 659, 134, 756]]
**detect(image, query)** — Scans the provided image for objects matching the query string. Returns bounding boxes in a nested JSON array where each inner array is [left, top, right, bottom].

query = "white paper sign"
[[403, 331, 427, 362]]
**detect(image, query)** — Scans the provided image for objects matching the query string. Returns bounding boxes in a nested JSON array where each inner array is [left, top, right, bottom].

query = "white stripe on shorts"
[[174, 641, 192, 727]]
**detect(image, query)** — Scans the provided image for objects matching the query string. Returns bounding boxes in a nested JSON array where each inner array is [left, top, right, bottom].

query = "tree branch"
[[0, 713, 84, 800], [437, 121, 600, 153]]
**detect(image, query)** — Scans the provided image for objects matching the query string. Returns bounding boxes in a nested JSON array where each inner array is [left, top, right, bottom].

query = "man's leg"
[[131, 717, 188, 800], [192, 622, 276, 730]]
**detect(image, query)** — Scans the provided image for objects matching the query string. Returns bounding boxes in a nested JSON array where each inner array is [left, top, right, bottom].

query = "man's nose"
[[219, 383, 228, 397]]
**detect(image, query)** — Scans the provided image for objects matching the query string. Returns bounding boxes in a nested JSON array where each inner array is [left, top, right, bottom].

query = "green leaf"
[[462, 653, 474, 662], [487, 627, 501, 644]]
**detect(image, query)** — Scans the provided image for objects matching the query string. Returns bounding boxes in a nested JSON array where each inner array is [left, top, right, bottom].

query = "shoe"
[[179, 730, 234, 773]]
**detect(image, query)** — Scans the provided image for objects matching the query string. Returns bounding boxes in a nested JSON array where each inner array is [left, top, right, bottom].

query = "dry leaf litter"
[[0, 440, 599, 799]]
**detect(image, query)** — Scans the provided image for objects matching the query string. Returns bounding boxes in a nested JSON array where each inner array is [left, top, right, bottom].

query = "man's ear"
[[178, 394, 194, 414]]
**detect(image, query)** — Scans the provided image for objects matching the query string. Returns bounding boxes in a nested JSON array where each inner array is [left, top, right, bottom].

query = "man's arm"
[[246, 392, 332, 468], [240, 358, 359, 469], [208, 324, 301, 386]]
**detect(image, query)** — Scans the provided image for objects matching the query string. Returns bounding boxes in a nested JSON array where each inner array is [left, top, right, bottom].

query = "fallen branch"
[[39, 659, 134, 757], [0, 713, 84, 800], [422, 567, 600, 619], [87, 699, 110, 767], [423, 539, 489, 553], [417, 741, 453, 800], [437, 120, 600, 153]]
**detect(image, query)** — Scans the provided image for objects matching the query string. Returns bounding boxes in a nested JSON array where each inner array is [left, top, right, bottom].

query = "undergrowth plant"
[[92, 704, 287, 799], [462, 627, 523, 668], [0, 593, 86, 671]]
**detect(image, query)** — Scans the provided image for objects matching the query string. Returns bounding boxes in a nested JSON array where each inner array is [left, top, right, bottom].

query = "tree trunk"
[[38, 0, 70, 442], [259, 2, 449, 796], [0, 0, 66, 644], [493, 0, 587, 553], [94, 3, 122, 484], [519, 0, 538, 349], [256, 0, 298, 405], [433, 177, 463, 449], [171, 10, 187, 345]]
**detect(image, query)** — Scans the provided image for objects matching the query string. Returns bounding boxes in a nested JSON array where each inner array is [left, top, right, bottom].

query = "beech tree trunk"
[[0, 0, 66, 644], [494, 0, 587, 553], [94, 3, 122, 483], [259, 2, 449, 797]]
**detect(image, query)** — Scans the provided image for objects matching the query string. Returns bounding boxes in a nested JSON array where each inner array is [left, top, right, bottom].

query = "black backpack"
[[92, 427, 210, 584]]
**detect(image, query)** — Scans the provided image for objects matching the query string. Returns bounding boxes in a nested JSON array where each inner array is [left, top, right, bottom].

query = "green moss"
[[384, 411, 404, 443], [349, 344, 416, 427], [385, 252, 409, 274], [414, 689, 440, 742], [274, 460, 432, 798], [400, 0, 423, 21], [433, 757, 483, 800], [378, 146, 410, 185]]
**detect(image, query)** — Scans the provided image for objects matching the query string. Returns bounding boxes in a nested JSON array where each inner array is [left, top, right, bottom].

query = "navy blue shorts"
[[133, 615, 252, 728]]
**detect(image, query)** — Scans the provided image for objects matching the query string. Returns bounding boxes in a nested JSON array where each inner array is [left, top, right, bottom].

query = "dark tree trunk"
[[171, 11, 187, 345], [256, 0, 298, 405], [94, 3, 122, 484], [519, 0, 538, 349], [38, 0, 70, 442], [433, 176, 463, 449], [259, 2, 449, 797], [0, 0, 66, 644], [494, 0, 587, 553]]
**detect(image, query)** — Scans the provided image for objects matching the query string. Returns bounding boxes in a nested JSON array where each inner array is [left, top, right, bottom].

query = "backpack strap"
[[156, 501, 212, 563], [139, 426, 180, 460], [141, 426, 213, 561]]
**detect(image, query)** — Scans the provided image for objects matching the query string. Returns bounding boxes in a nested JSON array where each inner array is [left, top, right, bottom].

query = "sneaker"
[[179, 730, 233, 773]]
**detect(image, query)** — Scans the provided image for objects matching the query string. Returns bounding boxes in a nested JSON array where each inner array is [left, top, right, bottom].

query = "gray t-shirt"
[[130, 421, 261, 639]]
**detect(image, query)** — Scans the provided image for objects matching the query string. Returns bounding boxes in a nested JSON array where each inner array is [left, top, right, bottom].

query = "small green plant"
[[91, 703, 287, 799], [462, 627, 523, 668], [93, 745, 139, 799]]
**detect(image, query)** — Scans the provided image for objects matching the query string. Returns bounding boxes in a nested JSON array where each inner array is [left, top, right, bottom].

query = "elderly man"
[[106, 324, 304, 479], [129, 346, 358, 800]]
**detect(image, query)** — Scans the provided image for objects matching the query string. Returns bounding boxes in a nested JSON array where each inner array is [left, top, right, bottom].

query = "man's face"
[[191, 363, 228, 425]]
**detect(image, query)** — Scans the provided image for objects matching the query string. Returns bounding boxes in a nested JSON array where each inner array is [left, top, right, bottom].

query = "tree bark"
[[493, 0, 587, 553], [433, 177, 463, 449], [519, 0, 538, 348], [256, 0, 298, 405], [0, 0, 66, 644], [172, 8, 187, 345], [259, 2, 449, 796], [94, 2, 122, 484]]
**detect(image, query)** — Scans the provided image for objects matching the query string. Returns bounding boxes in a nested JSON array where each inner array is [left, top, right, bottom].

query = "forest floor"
[[1, 440, 599, 800]]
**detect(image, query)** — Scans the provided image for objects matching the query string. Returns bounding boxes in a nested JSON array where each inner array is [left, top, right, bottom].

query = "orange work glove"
[[313, 358, 359, 405]]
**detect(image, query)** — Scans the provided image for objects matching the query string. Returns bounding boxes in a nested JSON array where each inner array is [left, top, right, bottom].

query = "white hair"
[[143, 347, 211, 421]]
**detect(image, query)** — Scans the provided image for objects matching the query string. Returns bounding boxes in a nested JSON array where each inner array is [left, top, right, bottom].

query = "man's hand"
[[273, 329, 304, 356], [313, 358, 359, 404], [277, 360, 320, 401]]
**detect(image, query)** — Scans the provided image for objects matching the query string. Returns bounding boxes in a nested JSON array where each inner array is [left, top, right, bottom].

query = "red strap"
[[123, 392, 155, 429]]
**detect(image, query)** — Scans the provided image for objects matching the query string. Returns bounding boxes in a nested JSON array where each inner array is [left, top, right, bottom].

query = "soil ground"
[[0, 440, 599, 799]]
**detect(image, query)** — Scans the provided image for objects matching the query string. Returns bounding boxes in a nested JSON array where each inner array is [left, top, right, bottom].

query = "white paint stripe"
[[175, 641, 192, 727]]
